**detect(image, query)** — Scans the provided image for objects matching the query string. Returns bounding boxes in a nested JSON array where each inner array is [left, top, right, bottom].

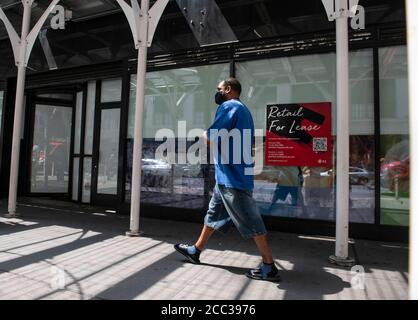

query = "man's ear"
[[225, 85, 232, 94]]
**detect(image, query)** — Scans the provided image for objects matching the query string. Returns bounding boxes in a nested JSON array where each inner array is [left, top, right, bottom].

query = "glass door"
[[88, 78, 124, 206], [91, 107, 122, 204], [30, 103, 73, 194]]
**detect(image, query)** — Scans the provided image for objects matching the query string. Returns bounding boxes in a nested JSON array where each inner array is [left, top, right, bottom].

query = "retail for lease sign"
[[265, 103, 332, 167]]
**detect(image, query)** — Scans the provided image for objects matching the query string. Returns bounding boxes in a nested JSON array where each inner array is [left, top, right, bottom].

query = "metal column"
[[0, 0, 61, 218], [115, 0, 169, 236], [127, 0, 150, 236], [330, 14, 354, 265], [7, 0, 32, 217], [322, 0, 356, 266]]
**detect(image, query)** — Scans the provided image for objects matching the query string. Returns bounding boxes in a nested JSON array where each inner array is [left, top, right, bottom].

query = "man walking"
[[174, 78, 280, 281]]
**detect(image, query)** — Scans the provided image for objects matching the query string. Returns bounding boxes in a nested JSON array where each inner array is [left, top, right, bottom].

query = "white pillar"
[[329, 4, 354, 266], [335, 16, 350, 258], [407, 0, 418, 300], [127, 0, 150, 236], [7, 0, 33, 217]]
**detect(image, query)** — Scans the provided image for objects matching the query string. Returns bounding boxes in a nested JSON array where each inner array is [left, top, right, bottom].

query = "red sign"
[[265, 103, 332, 167]]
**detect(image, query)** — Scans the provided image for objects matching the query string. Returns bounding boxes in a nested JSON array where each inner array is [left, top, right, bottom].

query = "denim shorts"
[[204, 184, 267, 239]]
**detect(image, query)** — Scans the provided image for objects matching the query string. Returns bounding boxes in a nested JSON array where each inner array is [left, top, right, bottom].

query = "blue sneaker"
[[174, 243, 201, 264], [246, 263, 281, 282]]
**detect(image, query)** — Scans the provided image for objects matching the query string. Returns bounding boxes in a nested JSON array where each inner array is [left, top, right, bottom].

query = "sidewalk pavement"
[[0, 198, 408, 300]]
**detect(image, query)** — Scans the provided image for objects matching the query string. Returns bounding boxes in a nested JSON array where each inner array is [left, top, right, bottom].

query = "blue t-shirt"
[[207, 99, 255, 191]]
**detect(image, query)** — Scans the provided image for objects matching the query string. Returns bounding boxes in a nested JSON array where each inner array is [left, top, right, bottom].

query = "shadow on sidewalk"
[[0, 198, 408, 300]]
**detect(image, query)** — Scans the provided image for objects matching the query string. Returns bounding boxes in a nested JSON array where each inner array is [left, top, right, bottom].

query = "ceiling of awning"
[[0, 0, 123, 37], [0, 0, 406, 78], [0, 0, 406, 40]]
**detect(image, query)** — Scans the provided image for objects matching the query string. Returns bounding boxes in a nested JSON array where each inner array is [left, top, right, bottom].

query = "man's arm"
[[203, 131, 210, 146], [205, 104, 236, 147]]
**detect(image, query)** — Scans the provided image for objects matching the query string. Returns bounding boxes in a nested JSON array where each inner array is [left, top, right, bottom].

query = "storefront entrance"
[[26, 83, 124, 206]]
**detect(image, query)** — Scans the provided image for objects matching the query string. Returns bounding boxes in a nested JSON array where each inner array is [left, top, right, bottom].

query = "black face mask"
[[215, 91, 227, 105]]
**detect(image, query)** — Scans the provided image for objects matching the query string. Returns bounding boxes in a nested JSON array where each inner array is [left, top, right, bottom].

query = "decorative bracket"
[[0, 0, 61, 67], [0, 5, 22, 65], [115, 0, 169, 49], [25, 0, 61, 65]]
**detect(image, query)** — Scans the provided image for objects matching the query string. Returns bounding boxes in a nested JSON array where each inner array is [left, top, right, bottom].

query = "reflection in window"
[[31, 105, 72, 193], [237, 50, 375, 223], [83, 158, 92, 203], [126, 64, 230, 208], [97, 109, 120, 195], [379, 46, 409, 226]]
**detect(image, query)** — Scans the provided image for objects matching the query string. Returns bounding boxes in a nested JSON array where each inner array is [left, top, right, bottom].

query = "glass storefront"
[[121, 48, 383, 226], [379, 46, 409, 226], [126, 64, 230, 208], [121, 47, 410, 228], [0, 44, 408, 238]]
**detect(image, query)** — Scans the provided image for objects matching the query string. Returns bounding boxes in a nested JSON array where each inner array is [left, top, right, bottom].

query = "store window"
[[101, 78, 122, 103], [379, 46, 409, 226], [126, 64, 230, 208], [236, 49, 375, 223]]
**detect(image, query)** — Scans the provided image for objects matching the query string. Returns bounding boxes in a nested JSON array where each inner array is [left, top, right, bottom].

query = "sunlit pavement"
[[0, 199, 408, 300]]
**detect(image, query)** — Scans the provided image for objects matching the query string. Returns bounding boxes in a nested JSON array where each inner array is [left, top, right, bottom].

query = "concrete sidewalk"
[[0, 199, 409, 300]]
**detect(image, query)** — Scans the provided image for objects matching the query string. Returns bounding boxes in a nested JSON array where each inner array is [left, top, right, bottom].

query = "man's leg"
[[215, 186, 280, 281], [253, 234, 274, 264], [174, 225, 216, 264], [249, 234, 280, 281], [174, 185, 232, 264], [195, 225, 215, 251]]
